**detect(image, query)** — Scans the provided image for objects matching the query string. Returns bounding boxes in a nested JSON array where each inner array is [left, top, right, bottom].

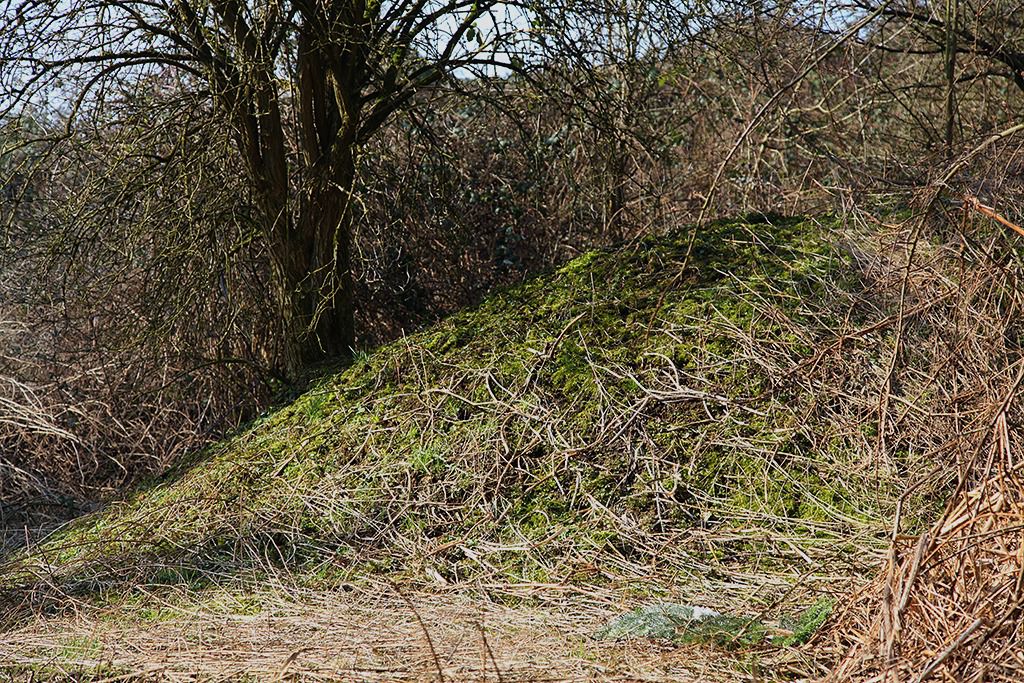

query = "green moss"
[[774, 598, 834, 647], [674, 615, 769, 648]]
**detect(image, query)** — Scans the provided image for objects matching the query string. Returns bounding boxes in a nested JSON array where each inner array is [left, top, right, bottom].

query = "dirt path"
[[0, 588, 753, 682]]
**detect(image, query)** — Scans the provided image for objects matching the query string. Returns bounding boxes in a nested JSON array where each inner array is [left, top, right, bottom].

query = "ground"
[[2, 585, 829, 682]]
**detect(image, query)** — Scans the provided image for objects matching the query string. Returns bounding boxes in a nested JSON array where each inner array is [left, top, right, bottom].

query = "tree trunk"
[[233, 23, 363, 379], [267, 155, 356, 377]]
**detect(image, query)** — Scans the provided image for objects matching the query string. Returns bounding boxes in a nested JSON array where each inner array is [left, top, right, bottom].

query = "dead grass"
[[0, 584, 822, 682], [819, 197, 1024, 680], [826, 380, 1024, 681]]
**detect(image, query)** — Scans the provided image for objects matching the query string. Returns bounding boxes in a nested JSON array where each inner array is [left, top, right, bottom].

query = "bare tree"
[[850, 1, 1024, 98], [1, 0, 554, 374]]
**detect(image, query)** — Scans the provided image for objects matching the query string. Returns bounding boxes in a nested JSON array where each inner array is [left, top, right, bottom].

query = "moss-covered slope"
[[1, 215, 910, 619]]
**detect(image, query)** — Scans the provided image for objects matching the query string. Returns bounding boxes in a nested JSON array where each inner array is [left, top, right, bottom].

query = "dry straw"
[[827, 197, 1024, 682]]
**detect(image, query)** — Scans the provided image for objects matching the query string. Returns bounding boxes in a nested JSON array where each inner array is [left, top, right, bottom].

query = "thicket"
[[3, 2, 1024, 541]]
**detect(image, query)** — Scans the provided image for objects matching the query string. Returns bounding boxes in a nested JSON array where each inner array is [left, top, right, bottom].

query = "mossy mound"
[[1, 215, 914, 624]]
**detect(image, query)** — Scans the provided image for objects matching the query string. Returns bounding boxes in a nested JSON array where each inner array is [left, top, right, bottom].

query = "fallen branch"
[[964, 194, 1024, 239]]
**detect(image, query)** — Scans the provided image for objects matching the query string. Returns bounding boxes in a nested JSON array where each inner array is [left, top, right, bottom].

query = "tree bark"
[[266, 158, 356, 378], [249, 24, 361, 378]]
